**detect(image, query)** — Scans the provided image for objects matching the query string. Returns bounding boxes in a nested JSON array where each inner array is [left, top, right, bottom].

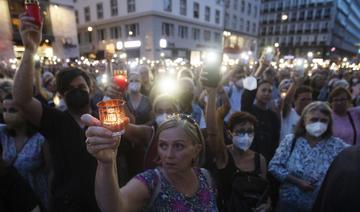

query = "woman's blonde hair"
[[294, 101, 333, 140], [155, 114, 205, 166]]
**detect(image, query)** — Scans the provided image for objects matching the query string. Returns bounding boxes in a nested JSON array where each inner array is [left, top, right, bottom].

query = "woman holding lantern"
[[82, 113, 218, 212]]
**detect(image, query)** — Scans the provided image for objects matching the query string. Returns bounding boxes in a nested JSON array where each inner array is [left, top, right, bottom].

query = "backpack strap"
[[287, 136, 297, 162], [147, 168, 161, 208], [254, 152, 261, 175], [347, 111, 357, 145]]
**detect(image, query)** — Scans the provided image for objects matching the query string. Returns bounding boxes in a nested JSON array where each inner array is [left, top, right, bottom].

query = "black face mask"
[[65, 88, 90, 113]]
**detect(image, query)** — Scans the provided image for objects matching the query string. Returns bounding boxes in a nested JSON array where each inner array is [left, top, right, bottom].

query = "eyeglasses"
[[233, 129, 254, 136], [167, 113, 203, 144], [168, 113, 199, 127]]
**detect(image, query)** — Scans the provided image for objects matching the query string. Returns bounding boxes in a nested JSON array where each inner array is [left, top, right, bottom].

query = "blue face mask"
[[232, 133, 254, 151]]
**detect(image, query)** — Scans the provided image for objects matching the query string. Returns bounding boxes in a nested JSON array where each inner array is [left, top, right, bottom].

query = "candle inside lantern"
[[97, 99, 128, 133], [113, 70, 128, 92]]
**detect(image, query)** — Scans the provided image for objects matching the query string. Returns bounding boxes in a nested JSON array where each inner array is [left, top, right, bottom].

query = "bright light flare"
[[159, 77, 177, 94]]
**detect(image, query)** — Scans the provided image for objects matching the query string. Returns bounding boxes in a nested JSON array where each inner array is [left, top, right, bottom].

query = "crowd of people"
[[1, 13, 360, 212]]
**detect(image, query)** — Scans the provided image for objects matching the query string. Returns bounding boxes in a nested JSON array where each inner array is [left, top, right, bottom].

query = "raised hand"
[[81, 114, 121, 164], [19, 13, 42, 53]]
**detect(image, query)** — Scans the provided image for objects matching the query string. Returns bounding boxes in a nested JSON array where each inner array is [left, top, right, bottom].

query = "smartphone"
[[202, 52, 222, 87], [264, 47, 274, 62]]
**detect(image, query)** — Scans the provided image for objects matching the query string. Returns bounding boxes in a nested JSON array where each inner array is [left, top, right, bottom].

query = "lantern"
[[97, 99, 128, 134]]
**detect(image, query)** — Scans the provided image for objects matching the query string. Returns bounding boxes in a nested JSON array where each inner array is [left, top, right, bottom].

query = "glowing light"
[[307, 52, 314, 58], [124, 40, 141, 48], [66, 59, 70, 63], [101, 74, 108, 84], [223, 31, 231, 36], [116, 41, 123, 50], [87, 26, 93, 32], [11, 64, 17, 70], [160, 52, 165, 57], [34, 55, 40, 61], [274, 43, 280, 48], [159, 77, 177, 94], [159, 39, 167, 48], [281, 14, 288, 21]]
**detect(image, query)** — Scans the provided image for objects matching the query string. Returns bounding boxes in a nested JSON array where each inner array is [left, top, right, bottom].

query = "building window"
[[234, 0, 238, 10], [315, 9, 322, 18], [86, 31, 92, 43], [110, 26, 121, 39], [215, 10, 220, 24], [247, 2, 251, 15], [164, 0, 172, 12], [110, 0, 118, 16], [225, 12, 229, 27], [241, 0, 245, 12], [192, 28, 200, 40], [239, 18, 244, 30], [205, 6, 210, 22], [180, 0, 187, 15], [214, 32, 221, 42], [97, 29, 106, 41], [77, 32, 81, 44], [162, 23, 174, 37], [178, 25, 188, 38], [96, 3, 103, 19], [193, 2, 199, 18], [126, 23, 139, 37], [127, 0, 136, 13], [246, 20, 250, 32], [84, 6, 90, 22], [204, 30, 211, 41], [254, 6, 257, 18], [324, 8, 331, 17], [252, 23, 256, 34], [75, 10, 78, 24], [232, 15, 237, 29], [282, 24, 288, 33]]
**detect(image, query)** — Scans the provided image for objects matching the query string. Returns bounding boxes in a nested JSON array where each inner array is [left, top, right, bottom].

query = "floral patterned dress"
[[0, 125, 49, 209], [135, 168, 218, 212], [269, 134, 349, 211]]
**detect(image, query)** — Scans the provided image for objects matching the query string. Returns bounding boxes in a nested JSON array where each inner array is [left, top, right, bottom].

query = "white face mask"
[[129, 82, 141, 93], [232, 133, 254, 151], [305, 122, 328, 137], [235, 79, 243, 88], [155, 113, 168, 126]]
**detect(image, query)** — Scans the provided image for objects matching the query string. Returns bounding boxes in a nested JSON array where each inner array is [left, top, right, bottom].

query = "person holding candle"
[[13, 14, 101, 212], [82, 113, 217, 212]]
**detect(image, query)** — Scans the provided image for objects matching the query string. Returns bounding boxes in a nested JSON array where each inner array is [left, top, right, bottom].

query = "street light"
[[281, 14, 288, 21], [307, 52, 314, 58], [87, 26, 93, 32]]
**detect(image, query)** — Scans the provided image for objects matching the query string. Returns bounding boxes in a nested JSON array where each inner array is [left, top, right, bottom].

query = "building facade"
[[260, 0, 360, 58], [74, 0, 224, 60], [1, 0, 79, 60], [223, 0, 261, 55]]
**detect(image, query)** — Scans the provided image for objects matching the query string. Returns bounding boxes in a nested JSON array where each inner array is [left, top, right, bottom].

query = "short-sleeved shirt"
[[135, 168, 218, 212], [39, 106, 100, 212], [0, 166, 38, 212]]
